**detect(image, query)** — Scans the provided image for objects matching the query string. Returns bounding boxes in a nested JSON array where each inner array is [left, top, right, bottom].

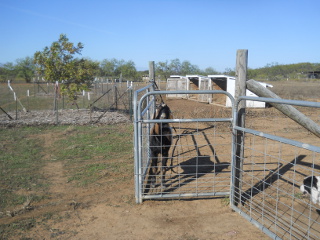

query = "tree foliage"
[[15, 57, 35, 83], [203, 67, 220, 75], [0, 62, 17, 82], [100, 58, 137, 80], [248, 62, 320, 81], [156, 59, 208, 80], [34, 34, 99, 100], [2, 39, 320, 85], [156, 60, 171, 80]]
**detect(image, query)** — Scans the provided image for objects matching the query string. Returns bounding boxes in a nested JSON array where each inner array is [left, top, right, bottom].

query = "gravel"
[[0, 109, 131, 127]]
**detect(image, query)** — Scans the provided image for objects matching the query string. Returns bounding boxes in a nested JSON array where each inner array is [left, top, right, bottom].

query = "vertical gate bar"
[[134, 82, 157, 203], [137, 113, 143, 203], [230, 102, 238, 207], [133, 89, 141, 203]]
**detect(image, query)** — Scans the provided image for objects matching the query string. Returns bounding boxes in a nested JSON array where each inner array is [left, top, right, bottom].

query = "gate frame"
[[133, 83, 156, 204], [134, 89, 235, 204], [230, 95, 320, 239]]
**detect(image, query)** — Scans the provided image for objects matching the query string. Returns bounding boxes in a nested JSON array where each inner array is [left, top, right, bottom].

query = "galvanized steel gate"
[[230, 96, 320, 240], [134, 86, 320, 239], [134, 85, 235, 204]]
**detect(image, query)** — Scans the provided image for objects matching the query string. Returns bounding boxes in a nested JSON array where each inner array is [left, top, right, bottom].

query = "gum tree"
[[34, 34, 99, 101]]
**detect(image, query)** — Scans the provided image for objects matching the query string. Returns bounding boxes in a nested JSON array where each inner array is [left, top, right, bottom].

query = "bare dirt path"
[[22, 179, 269, 240]]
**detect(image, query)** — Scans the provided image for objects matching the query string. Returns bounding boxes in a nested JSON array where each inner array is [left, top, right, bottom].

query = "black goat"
[[149, 103, 173, 188]]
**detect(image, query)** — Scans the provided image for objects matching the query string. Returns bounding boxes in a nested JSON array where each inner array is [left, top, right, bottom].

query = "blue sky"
[[0, 0, 319, 72]]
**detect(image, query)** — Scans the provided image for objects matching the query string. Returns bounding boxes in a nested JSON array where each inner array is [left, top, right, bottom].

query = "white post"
[[27, 90, 30, 110]]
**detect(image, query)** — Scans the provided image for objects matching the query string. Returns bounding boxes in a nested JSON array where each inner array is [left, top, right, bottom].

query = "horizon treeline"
[[1, 57, 319, 83]]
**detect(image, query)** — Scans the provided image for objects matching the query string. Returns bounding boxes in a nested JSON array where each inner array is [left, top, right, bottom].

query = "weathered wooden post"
[[33, 78, 36, 97], [148, 61, 156, 127], [233, 49, 248, 206], [113, 85, 118, 110], [149, 61, 155, 83], [157, 75, 161, 90], [54, 81, 59, 124]]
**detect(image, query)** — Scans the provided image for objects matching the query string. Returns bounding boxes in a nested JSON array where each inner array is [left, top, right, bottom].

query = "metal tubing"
[[138, 90, 235, 119], [234, 126, 320, 153], [134, 89, 236, 203], [142, 191, 230, 200], [237, 96, 320, 108], [133, 83, 156, 203], [142, 118, 233, 124]]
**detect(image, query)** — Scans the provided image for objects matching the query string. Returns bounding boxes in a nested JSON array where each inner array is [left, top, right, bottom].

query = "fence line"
[[0, 81, 138, 124], [133, 84, 320, 239], [231, 96, 320, 239]]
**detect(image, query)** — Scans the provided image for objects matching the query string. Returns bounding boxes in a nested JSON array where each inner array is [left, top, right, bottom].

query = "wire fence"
[[231, 97, 320, 239], [134, 86, 320, 239], [0, 80, 148, 124]]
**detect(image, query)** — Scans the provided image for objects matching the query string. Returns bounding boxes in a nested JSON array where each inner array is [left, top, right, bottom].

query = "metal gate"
[[133, 86, 235, 204], [231, 96, 320, 240], [134, 86, 320, 239]]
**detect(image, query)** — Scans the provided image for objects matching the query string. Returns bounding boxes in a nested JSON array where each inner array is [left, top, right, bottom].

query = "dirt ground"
[[1, 102, 272, 240], [9, 182, 269, 240], [2, 81, 320, 240]]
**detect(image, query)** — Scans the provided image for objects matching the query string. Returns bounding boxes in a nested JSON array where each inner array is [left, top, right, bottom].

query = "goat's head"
[[154, 103, 172, 120]]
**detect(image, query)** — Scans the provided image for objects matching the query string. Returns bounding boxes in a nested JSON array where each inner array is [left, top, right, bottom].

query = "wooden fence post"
[[54, 81, 59, 124], [113, 85, 118, 110], [233, 49, 248, 206], [149, 61, 155, 83]]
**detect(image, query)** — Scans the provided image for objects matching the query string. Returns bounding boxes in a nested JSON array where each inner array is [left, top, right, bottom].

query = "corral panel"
[[134, 89, 234, 203], [231, 97, 320, 240]]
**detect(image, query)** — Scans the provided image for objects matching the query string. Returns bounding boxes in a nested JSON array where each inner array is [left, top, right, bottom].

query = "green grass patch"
[[0, 126, 47, 209], [0, 122, 134, 239], [68, 159, 133, 187], [53, 124, 133, 164], [54, 124, 133, 186], [0, 124, 133, 209], [67, 163, 108, 186]]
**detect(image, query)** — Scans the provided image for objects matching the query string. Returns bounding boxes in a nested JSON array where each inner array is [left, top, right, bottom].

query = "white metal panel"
[[208, 75, 272, 108], [166, 77, 188, 98], [226, 77, 235, 107]]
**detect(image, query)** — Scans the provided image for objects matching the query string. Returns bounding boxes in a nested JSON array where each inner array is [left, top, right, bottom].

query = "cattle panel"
[[231, 96, 320, 239]]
